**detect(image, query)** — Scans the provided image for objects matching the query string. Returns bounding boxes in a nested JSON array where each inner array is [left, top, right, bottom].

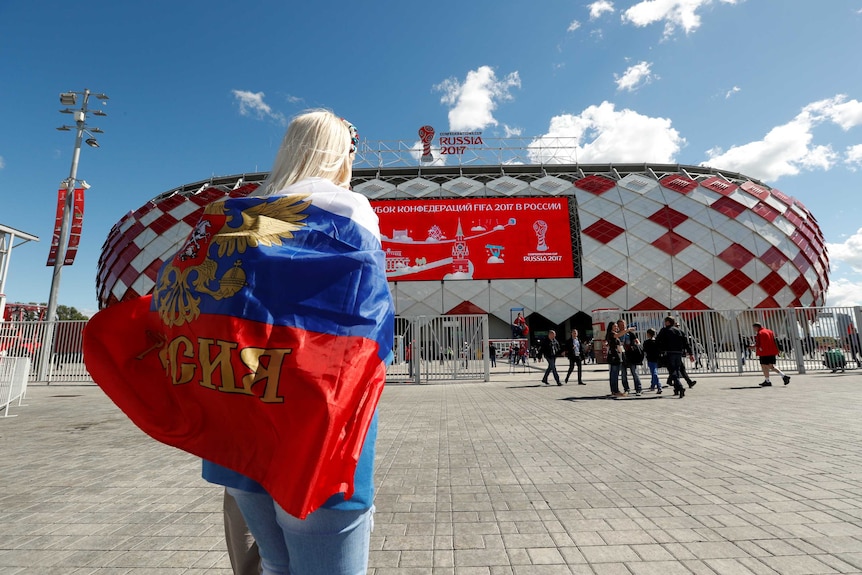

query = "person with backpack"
[[656, 316, 694, 398], [617, 319, 644, 396]]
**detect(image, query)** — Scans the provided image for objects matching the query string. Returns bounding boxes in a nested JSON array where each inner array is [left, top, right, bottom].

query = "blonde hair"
[[256, 109, 354, 196]]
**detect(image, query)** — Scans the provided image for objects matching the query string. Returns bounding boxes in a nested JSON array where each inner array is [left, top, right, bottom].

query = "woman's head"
[[259, 109, 358, 195]]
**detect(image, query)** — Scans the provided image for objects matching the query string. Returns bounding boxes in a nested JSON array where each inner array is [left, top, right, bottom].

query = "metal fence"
[[387, 314, 490, 383], [2, 306, 860, 386], [0, 320, 89, 384], [591, 306, 862, 376]]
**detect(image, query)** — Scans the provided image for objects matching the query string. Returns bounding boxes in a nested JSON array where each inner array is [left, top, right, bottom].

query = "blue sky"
[[1, 0, 861, 316]]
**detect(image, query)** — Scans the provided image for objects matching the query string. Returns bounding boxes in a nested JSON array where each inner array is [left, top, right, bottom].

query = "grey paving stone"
[[2, 371, 862, 573]]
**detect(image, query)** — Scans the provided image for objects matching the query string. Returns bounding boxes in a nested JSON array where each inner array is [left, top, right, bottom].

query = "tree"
[[56, 305, 88, 321]]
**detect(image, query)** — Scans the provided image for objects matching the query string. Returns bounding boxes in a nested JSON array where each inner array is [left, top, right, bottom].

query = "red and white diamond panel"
[[95, 182, 260, 308], [575, 173, 828, 312]]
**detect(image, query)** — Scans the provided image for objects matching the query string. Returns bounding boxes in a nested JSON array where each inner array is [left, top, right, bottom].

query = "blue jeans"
[[226, 487, 373, 575], [647, 361, 661, 389], [609, 363, 621, 394], [620, 364, 641, 392]]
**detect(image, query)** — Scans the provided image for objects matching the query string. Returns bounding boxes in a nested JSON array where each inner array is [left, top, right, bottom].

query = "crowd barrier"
[[0, 356, 29, 417]]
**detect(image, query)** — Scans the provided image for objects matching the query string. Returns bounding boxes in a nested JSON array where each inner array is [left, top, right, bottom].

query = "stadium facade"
[[97, 158, 829, 340]]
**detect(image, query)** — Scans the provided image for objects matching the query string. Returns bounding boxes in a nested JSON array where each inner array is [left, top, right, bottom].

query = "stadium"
[[94, 137, 847, 376]]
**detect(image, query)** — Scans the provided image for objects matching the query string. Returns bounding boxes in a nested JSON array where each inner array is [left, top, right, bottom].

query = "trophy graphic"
[[533, 220, 549, 252], [418, 125, 435, 162]]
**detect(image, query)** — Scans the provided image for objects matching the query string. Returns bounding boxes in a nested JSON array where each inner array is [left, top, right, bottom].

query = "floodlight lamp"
[[79, 180, 91, 190], [85, 137, 99, 148], [89, 127, 104, 134], [95, 93, 109, 100], [56, 126, 71, 131], [92, 110, 107, 116], [59, 108, 74, 114], [60, 92, 77, 106]]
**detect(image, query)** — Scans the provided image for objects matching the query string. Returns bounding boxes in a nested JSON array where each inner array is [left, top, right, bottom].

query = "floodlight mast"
[[39, 88, 107, 381]]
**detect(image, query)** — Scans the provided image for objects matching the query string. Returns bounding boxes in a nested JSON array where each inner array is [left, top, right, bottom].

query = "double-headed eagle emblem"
[[155, 194, 312, 327]]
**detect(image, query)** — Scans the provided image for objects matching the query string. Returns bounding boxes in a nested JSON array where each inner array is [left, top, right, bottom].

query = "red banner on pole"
[[371, 197, 576, 281], [47, 188, 85, 266]]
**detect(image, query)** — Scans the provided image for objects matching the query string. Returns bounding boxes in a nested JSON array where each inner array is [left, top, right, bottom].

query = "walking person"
[[607, 324, 626, 397], [564, 328, 585, 385], [488, 341, 497, 368], [540, 330, 562, 385], [845, 325, 861, 368], [642, 328, 662, 393], [617, 319, 643, 396], [656, 316, 694, 398], [750, 322, 791, 386]]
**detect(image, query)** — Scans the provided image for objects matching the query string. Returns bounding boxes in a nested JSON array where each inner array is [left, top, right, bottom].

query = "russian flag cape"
[[84, 178, 395, 519]]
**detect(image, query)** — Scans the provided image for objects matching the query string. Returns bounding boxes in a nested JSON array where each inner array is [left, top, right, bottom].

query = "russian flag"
[[84, 178, 395, 519]]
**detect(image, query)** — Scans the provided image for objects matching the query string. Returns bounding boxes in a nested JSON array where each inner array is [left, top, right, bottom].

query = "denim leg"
[[226, 488, 290, 575], [275, 505, 373, 575], [620, 365, 630, 392], [629, 365, 642, 392], [647, 361, 660, 389], [609, 364, 620, 394]]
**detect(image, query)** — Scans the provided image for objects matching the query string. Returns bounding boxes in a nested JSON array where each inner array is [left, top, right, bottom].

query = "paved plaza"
[[1, 364, 861, 574]]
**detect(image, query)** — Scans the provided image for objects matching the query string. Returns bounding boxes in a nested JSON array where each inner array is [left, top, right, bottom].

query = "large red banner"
[[47, 188, 85, 266], [372, 198, 575, 281]]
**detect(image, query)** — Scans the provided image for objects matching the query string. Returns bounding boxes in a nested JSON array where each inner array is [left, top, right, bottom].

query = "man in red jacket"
[[750, 322, 791, 387]]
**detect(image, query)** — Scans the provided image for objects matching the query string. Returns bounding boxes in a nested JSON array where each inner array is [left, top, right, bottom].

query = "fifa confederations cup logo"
[[418, 125, 435, 162], [533, 220, 549, 252]]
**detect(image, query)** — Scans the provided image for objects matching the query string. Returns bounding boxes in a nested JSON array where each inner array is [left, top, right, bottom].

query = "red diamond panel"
[[784, 210, 804, 229], [711, 196, 747, 219], [676, 296, 708, 310], [584, 271, 626, 298], [582, 219, 625, 244], [575, 175, 616, 195], [790, 276, 809, 298], [630, 297, 667, 311], [676, 270, 712, 295], [700, 177, 738, 196], [770, 188, 792, 205], [759, 272, 786, 296], [752, 202, 780, 222], [793, 252, 811, 274], [719, 243, 755, 269], [660, 175, 698, 194], [652, 231, 692, 256], [756, 296, 781, 309], [648, 206, 688, 229], [760, 246, 789, 271], [718, 270, 754, 296], [740, 181, 769, 201]]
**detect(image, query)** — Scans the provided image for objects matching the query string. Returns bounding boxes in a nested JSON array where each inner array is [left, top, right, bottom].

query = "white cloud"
[[615, 61, 655, 92], [528, 101, 684, 164], [588, 0, 615, 19], [0, 156, 5, 169], [435, 66, 521, 131], [702, 95, 862, 181], [825, 277, 862, 307], [806, 95, 862, 130], [231, 90, 287, 126], [503, 125, 522, 137], [725, 86, 741, 99], [827, 228, 862, 274], [567, 20, 581, 32], [622, 0, 742, 37], [846, 144, 862, 170]]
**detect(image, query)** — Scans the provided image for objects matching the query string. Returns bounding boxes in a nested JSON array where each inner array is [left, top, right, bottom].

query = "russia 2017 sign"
[[372, 198, 575, 281]]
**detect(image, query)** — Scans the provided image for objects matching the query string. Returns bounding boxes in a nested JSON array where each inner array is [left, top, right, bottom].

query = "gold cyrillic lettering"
[[240, 347, 292, 403]]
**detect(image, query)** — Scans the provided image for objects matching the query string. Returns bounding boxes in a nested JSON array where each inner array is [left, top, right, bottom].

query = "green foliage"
[[56, 305, 88, 321]]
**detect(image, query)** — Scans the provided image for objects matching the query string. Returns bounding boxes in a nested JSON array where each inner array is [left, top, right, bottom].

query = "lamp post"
[[38, 89, 108, 381]]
